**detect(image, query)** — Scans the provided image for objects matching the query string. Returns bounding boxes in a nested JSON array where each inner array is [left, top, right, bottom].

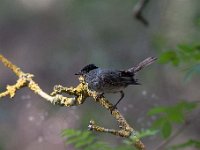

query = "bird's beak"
[[75, 72, 82, 75]]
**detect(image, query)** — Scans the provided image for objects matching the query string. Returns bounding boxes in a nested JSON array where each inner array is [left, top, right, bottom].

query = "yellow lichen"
[[0, 54, 145, 150]]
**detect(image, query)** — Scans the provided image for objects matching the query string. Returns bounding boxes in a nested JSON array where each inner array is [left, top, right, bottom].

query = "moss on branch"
[[0, 54, 145, 150]]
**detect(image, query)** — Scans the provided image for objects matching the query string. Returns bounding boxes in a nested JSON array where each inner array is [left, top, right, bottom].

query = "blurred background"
[[0, 0, 200, 150]]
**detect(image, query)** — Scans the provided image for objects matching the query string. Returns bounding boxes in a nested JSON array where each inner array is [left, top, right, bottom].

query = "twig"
[[0, 54, 145, 150], [133, 0, 150, 26]]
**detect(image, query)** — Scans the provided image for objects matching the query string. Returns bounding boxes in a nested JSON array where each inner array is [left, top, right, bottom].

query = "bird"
[[75, 57, 157, 110]]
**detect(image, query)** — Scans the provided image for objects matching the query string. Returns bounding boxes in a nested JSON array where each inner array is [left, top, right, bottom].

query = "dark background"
[[0, 0, 200, 150]]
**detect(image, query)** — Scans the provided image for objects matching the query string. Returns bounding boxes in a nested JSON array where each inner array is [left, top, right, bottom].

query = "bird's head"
[[75, 64, 98, 75]]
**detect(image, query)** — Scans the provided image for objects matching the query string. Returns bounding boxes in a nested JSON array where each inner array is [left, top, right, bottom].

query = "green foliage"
[[123, 129, 158, 145], [161, 120, 172, 139], [159, 43, 200, 80], [62, 128, 158, 150], [62, 101, 198, 150], [61, 101, 198, 149], [159, 44, 200, 66], [137, 129, 159, 139], [157, 42, 200, 149], [169, 139, 200, 150], [148, 101, 197, 139], [159, 51, 179, 66], [62, 129, 111, 150], [62, 39, 200, 149]]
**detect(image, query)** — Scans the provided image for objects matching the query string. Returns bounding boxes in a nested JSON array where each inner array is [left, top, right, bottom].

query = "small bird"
[[75, 57, 156, 109]]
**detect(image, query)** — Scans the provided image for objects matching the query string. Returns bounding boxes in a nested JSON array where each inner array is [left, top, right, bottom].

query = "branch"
[[0, 54, 145, 150], [133, 0, 150, 26]]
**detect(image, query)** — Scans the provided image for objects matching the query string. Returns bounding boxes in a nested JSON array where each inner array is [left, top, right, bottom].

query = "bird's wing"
[[100, 70, 138, 86]]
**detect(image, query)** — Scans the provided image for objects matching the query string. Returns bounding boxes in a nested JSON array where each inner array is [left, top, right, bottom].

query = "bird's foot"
[[110, 104, 118, 112]]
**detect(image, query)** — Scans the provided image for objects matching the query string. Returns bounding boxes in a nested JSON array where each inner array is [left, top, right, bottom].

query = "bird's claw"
[[110, 105, 117, 112]]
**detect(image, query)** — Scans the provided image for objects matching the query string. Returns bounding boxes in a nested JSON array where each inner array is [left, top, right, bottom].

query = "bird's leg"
[[111, 91, 124, 111]]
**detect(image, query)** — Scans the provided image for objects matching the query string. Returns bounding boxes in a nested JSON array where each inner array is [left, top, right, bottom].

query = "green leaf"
[[161, 121, 172, 139], [74, 132, 93, 148], [164, 105, 185, 124], [78, 136, 94, 148], [194, 54, 200, 60], [61, 129, 81, 138], [159, 51, 179, 66], [167, 109, 184, 123], [152, 118, 166, 128], [137, 129, 159, 139], [194, 44, 200, 50], [61, 129, 114, 150], [150, 101, 197, 125], [169, 139, 200, 150], [176, 101, 198, 111], [168, 111, 185, 124], [148, 107, 167, 115], [88, 141, 111, 150], [178, 44, 195, 53]]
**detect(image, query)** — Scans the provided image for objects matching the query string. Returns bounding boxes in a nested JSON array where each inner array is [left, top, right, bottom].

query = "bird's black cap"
[[75, 64, 98, 75]]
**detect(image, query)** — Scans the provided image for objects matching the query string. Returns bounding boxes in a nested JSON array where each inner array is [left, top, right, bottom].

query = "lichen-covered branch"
[[87, 93, 145, 149], [0, 54, 145, 150]]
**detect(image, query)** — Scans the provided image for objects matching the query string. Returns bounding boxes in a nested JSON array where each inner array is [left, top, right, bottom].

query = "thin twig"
[[133, 0, 150, 26]]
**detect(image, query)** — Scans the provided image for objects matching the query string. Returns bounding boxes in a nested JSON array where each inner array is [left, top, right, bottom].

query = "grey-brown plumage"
[[75, 57, 156, 109]]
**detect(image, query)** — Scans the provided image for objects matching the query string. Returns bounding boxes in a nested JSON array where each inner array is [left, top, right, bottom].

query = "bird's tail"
[[127, 57, 157, 73]]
